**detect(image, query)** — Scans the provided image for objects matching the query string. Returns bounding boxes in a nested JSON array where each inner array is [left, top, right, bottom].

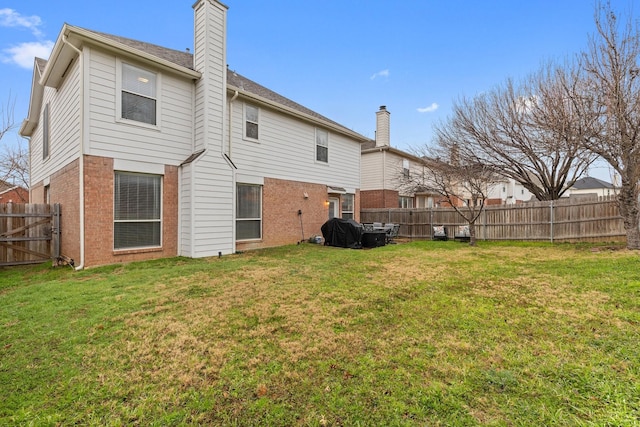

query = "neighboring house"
[[564, 176, 618, 198], [360, 106, 440, 209], [0, 180, 29, 203], [19, 0, 368, 268], [485, 177, 534, 205]]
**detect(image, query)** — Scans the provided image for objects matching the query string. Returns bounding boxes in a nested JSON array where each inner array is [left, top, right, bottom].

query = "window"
[[341, 194, 354, 220], [43, 103, 50, 159], [244, 104, 259, 140], [316, 128, 328, 163], [236, 184, 262, 240], [114, 172, 161, 249], [402, 159, 410, 178], [122, 63, 157, 125], [399, 196, 413, 208]]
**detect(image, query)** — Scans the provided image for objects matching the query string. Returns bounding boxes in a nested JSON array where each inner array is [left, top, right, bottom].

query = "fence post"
[[52, 203, 61, 259], [482, 208, 487, 241], [430, 208, 433, 239], [7, 202, 12, 263], [550, 201, 554, 243]]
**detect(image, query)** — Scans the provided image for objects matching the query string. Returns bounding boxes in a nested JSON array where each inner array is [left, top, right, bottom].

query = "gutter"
[[227, 84, 369, 143]]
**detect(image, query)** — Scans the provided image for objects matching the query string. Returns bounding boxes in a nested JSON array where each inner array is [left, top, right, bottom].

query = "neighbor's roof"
[[572, 176, 614, 190]]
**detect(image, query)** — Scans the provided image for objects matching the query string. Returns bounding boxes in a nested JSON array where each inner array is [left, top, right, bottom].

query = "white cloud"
[[417, 103, 439, 113], [2, 40, 54, 69], [370, 69, 389, 80], [0, 8, 44, 37]]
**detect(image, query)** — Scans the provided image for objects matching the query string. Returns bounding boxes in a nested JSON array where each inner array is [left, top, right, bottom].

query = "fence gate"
[[0, 203, 60, 266]]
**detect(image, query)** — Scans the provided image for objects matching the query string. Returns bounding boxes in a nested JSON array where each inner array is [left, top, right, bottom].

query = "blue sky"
[[1, 0, 637, 181]]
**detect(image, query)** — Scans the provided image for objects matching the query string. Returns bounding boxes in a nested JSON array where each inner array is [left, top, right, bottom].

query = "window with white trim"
[[121, 63, 157, 125], [236, 184, 262, 240], [399, 196, 413, 208], [402, 159, 410, 178], [316, 128, 328, 163], [42, 103, 50, 160], [244, 104, 259, 140], [341, 194, 354, 220], [114, 172, 162, 249]]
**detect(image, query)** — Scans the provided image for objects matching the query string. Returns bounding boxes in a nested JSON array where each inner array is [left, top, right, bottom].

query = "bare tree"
[[404, 143, 501, 246], [0, 95, 29, 196], [0, 95, 15, 144], [433, 64, 596, 202], [573, 1, 640, 249]]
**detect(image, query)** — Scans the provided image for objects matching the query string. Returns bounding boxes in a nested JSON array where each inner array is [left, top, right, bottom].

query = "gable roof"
[[90, 29, 194, 70], [572, 176, 614, 190], [22, 24, 368, 142], [226, 70, 368, 140]]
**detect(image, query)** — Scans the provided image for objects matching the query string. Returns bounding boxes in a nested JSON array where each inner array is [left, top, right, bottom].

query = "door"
[[328, 197, 339, 219]]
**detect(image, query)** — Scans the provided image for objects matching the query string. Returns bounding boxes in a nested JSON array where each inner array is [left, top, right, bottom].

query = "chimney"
[[375, 105, 390, 147], [193, 0, 228, 151]]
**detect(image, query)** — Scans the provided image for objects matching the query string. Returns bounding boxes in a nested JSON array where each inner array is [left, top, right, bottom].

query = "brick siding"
[[360, 189, 399, 209], [236, 177, 359, 252]]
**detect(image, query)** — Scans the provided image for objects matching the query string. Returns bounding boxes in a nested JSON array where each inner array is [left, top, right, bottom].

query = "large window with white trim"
[[121, 63, 157, 125], [316, 128, 328, 163], [341, 194, 354, 220], [236, 184, 262, 240], [114, 172, 162, 249]]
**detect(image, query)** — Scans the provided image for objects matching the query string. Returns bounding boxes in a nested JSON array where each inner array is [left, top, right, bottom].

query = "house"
[[485, 177, 534, 205], [360, 106, 440, 209], [564, 176, 618, 198], [19, 0, 368, 268], [0, 180, 29, 203]]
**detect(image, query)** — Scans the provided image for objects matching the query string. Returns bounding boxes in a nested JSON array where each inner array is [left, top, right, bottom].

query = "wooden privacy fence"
[[361, 196, 626, 242], [0, 203, 60, 266]]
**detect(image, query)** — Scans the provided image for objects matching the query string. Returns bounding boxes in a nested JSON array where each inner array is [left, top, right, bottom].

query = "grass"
[[1, 240, 639, 426]]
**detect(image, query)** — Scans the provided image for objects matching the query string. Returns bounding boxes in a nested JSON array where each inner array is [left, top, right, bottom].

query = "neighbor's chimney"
[[375, 105, 390, 147]]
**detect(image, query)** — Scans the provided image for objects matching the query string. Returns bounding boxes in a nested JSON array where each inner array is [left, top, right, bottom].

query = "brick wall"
[[360, 189, 399, 209], [237, 177, 359, 251], [83, 155, 178, 267], [0, 187, 29, 203], [32, 159, 82, 263]]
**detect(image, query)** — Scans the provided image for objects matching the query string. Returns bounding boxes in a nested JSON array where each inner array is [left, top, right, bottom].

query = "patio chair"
[[383, 223, 400, 243], [432, 225, 448, 241]]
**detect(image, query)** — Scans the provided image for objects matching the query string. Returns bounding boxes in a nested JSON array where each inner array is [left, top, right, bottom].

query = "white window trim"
[[315, 128, 329, 164], [115, 59, 162, 130], [236, 183, 262, 241], [341, 193, 355, 219], [243, 103, 260, 143], [113, 171, 163, 251]]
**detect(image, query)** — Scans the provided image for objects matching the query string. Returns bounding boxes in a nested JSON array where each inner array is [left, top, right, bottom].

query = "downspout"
[[62, 34, 85, 270]]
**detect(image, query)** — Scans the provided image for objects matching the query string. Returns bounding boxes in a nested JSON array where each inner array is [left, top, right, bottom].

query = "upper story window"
[[402, 159, 410, 178], [121, 63, 157, 125], [244, 104, 259, 141], [42, 103, 50, 160], [316, 128, 328, 163]]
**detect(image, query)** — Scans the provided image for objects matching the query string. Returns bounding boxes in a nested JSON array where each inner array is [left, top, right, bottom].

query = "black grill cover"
[[321, 218, 362, 248]]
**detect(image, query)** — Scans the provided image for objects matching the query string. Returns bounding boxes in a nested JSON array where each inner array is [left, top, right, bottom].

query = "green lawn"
[[1, 241, 639, 426]]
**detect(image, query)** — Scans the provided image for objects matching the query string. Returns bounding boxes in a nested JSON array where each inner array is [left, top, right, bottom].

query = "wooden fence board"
[[361, 196, 626, 242], [0, 203, 60, 266]]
